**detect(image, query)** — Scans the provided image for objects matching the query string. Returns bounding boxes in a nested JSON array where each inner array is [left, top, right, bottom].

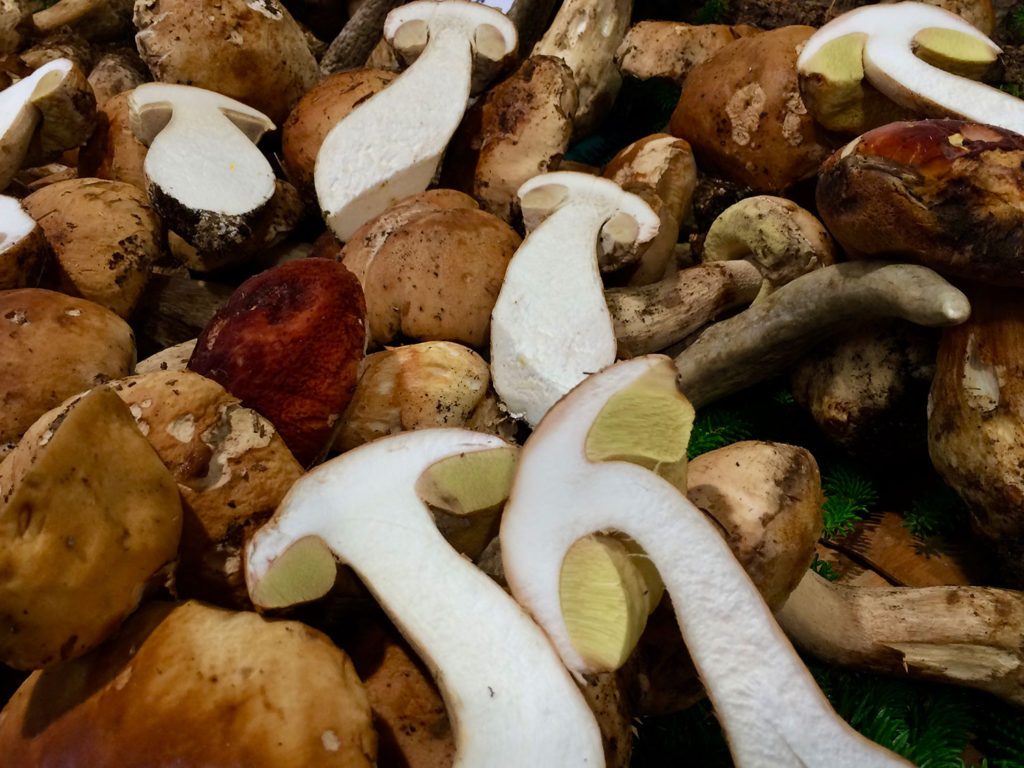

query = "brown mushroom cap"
[[108, 369, 304, 607], [22, 177, 162, 317], [0, 288, 135, 444], [133, 0, 318, 125], [340, 190, 520, 349], [0, 600, 377, 766], [77, 89, 148, 190], [281, 68, 399, 201], [0, 387, 182, 669], [670, 25, 838, 193]]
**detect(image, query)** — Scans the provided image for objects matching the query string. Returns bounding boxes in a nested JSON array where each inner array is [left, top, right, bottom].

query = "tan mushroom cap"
[[22, 177, 162, 317], [108, 369, 303, 607], [0, 387, 182, 669], [341, 189, 520, 349], [0, 288, 135, 444], [0, 601, 377, 766], [77, 89, 149, 190]]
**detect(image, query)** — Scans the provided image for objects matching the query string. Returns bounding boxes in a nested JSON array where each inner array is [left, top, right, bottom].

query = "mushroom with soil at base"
[[499, 354, 912, 766], [245, 429, 605, 766], [315, 0, 517, 241]]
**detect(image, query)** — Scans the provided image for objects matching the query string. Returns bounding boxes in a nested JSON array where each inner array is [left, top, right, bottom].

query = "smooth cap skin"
[[315, 0, 516, 241], [490, 171, 659, 426], [129, 83, 276, 253], [797, 2, 1024, 133], [246, 429, 605, 767]]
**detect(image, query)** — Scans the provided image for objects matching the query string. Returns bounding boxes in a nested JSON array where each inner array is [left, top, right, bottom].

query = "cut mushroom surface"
[[315, 0, 517, 241], [490, 171, 659, 426], [246, 429, 604, 766], [500, 355, 912, 767]]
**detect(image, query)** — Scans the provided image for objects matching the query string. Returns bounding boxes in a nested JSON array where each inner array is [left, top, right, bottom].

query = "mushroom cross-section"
[[127, 83, 276, 253], [499, 355, 913, 767], [245, 429, 604, 767], [315, 0, 517, 241], [490, 171, 660, 426], [797, 1, 1024, 134]]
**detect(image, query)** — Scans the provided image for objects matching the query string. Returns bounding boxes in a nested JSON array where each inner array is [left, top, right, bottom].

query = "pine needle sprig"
[[821, 465, 878, 539], [903, 483, 968, 540], [810, 553, 839, 581], [687, 406, 753, 459]]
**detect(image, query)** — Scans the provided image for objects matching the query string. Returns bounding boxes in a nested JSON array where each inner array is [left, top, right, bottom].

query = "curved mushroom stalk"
[[500, 355, 912, 767], [674, 261, 971, 409], [0, 57, 93, 191], [797, 2, 1024, 133], [245, 429, 604, 767], [128, 83, 276, 254], [777, 570, 1024, 707], [315, 0, 517, 241], [490, 171, 659, 425]]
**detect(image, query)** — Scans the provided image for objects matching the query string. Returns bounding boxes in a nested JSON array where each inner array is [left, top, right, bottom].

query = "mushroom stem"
[[319, 0, 404, 75], [776, 570, 1024, 707], [606, 261, 763, 358], [674, 261, 970, 409]]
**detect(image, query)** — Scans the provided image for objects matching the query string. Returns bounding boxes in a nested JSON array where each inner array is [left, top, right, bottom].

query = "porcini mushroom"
[[0, 195, 46, 289], [245, 429, 606, 766], [499, 355, 910, 766], [797, 2, 1024, 134], [128, 83, 276, 255], [490, 171, 659, 425], [315, 0, 517, 240]]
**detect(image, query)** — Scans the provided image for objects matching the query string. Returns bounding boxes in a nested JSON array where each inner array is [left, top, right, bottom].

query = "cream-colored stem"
[[777, 571, 1024, 706], [607, 260, 762, 358]]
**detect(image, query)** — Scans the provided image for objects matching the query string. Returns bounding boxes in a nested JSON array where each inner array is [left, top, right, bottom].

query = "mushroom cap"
[[816, 119, 1024, 286], [0, 194, 47, 289], [77, 89, 149, 191], [107, 369, 303, 607], [340, 191, 520, 349], [0, 387, 182, 669], [22, 177, 161, 317], [133, 0, 318, 125], [0, 601, 377, 766], [188, 258, 367, 467], [671, 25, 838, 193], [0, 288, 135, 443]]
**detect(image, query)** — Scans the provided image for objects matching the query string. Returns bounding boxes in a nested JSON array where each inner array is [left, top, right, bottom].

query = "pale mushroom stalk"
[[245, 430, 605, 767], [674, 261, 971, 409], [776, 570, 1024, 707], [128, 83, 276, 254], [500, 356, 910, 767], [797, 2, 1024, 134], [490, 171, 659, 425], [315, 0, 517, 241]]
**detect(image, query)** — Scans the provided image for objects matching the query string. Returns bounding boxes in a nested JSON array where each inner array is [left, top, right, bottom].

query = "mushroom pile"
[[1, 0, 1023, 765]]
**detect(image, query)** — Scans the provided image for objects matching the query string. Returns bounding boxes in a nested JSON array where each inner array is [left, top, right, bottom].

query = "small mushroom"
[[0, 0, 31, 56], [614, 21, 760, 85], [22, 177, 162, 317], [0, 288, 135, 444], [85, 47, 147, 110], [797, 2, 1022, 135], [188, 259, 367, 467], [0, 195, 47, 289], [0, 387, 182, 669], [776, 570, 1024, 706], [314, 0, 517, 240], [0, 57, 95, 192], [245, 429, 606, 766], [0, 601, 377, 765], [674, 261, 971, 409], [490, 171, 659, 426], [339, 188, 520, 350], [77, 89, 148, 190], [128, 83, 276, 256], [500, 355, 910, 766], [133, 0, 319, 125]]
